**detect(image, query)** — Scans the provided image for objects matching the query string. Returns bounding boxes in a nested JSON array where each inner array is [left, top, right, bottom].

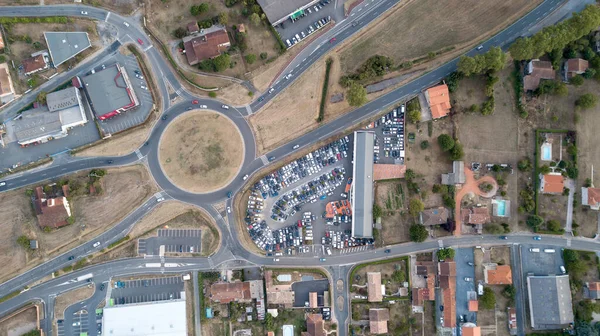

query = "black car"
[[384, 249, 391, 253], [107, 160, 113, 164], [258, 97, 265, 102], [99, 283, 105, 291], [440, 305, 444, 312], [68, 256, 75, 260], [162, 114, 168, 120]]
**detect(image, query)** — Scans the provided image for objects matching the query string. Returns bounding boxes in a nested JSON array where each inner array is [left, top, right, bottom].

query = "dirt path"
[[453, 167, 498, 235]]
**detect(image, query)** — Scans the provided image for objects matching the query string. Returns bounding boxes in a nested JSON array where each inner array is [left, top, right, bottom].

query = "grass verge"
[[0, 290, 21, 304], [107, 235, 130, 249]]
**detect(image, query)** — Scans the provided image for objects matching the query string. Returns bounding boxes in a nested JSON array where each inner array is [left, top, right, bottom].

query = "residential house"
[[187, 21, 200, 34], [302, 313, 325, 336], [208, 282, 251, 303], [32, 185, 72, 229], [0, 63, 16, 104], [309, 292, 318, 308], [582, 187, 600, 210], [412, 261, 436, 307], [425, 84, 451, 119], [420, 207, 449, 226], [369, 308, 390, 334], [584, 282, 600, 299], [484, 264, 512, 285], [540, 173, 564, 194], [508, 307, 517, 335], [439, 261, 456, 328], [182, 27, 231, 65], [22, 51, 50, 76], [468, 300, 478, 312], [461, 207, 490, 226], [461, 324, 481, 336], [527, 275, 574, 330], [523, 60, 555, 91], [565, 58, 589, 79], [441, 161, 466, 185], [367, 272, 383, 302]]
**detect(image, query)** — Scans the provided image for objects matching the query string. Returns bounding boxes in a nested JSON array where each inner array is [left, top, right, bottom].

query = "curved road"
[[0, 0, 578, 334]]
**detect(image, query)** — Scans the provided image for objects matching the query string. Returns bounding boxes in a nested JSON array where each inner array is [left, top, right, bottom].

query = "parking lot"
[[454, 248, 477, 326], [137, 229, 201, 256], [95, 52, 154, 135], [291, 279, 329, 307], [65, 310, 89, 336], [275, 0, 337, 49], [520, 244, 565, 276], [365, 104, 405, 165], [110, 276, 184, 306]]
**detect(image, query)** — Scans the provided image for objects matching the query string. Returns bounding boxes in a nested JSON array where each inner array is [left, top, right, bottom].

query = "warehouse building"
[[527, 275, 573, 330], [257, 0, 321, 26], [351, 131, 374, 238], [44, 32, 91, 67], [79, 63, 139, 120], [103, 298, 187, 336]]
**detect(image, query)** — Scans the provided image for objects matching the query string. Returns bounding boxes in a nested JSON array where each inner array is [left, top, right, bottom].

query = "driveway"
[[565, 178, 575, 233], [454, 167, 498, 235], [454, 248, 476, 325]]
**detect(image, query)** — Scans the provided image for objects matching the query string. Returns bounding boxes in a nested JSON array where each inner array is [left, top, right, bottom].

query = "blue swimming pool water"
[[496, 200, 506, 217], [542, 144, 552, 161]]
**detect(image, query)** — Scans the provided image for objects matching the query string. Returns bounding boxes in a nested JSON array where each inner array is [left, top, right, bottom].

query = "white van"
[[529, 248, 540, 253], [544, 249, 556, 253], [560, 266, 566, 274]]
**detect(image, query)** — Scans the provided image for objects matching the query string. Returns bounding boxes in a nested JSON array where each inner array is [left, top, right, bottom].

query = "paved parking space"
[[56, 319, 65, 336], [70, 310, 89, 336], [454, 248, 476, 325], [111, 276, 184, 306], [275, 0, 341, 48], [95, 52, 154, 135], [137, 229, 201, 255], [368, 104, 405, 164], [520, 244, 564, 276], [292, 279, 329, 307]]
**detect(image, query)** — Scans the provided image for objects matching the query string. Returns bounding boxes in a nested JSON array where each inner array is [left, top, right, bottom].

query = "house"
[[182, 27, 231, 65], [468, 300, 478, 312], [0, 63, 16, 104], [302, 313, 325, 336], [369, 308, 390, 334], [309, 292, 318, 308], [584, 282, 600, 299], [461, 324, 481, 336], [29, 240, 38, 250], [412, 261, 436, 307], [461, 207, 490, 225], [367, 272, 382, 302], [484, 264, 512, 285], [565, 58, 589, 78], [425, 84, 451, 119], [540, 173, 564, 194], [32, 186, 72, 229], [508, 307, 517, 335], [527, 275, 574, 330], [22, 53, 49, 76], [581, 187, 600, 210], [420, 207, 449, 226], [208, 280, 264, 306], [187, 22, 200, 34], [439, 261, 456, 328], [523, 60, 555, 91], [441, 161, 466, 185]]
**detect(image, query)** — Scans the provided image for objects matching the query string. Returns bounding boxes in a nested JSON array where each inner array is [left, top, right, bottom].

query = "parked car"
[[384, 249, 391, 253], [93, 241, 101, 248], [81, 11, 88, 15], [192, 100, 199, 104], [227, 206, 231, 213], [533, 236, 542, 240], [464, 277, 473, 282], [137, 38, 144, 45], [221, 104, 229, 109]]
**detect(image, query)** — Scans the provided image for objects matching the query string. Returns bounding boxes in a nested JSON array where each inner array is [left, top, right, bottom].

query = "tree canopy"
[[408, 198, 425, 217], [436, 248, 455, 261], [576, 93, 598, 109], [347, 82, 367, 107], [409, 224, 428, 242], [479, 287, 496, 310], [457, 47, 506, 76], [437, 134, 455, 151]]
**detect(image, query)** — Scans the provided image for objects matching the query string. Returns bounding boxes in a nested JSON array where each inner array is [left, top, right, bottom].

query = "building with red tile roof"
[[461, 207, 490, 225], [485, 264, 513, 285], [367, 272, 383, 302], [566, 58, 589, 78], [582, 187, 600, 210], [540, 173, 564, 194], [462, 324, 481, 336], [524, 60, 555, 91], [22, 53, 49, 76], [369, 308, 389, 334], [468, 300, 478, 312], [208, 282, 251, 303], [439, 261, 456, 328], [425, 84, 451, 119], [183, 27, 231, 65], [585, 282, 600, 299], [187, 22, 200, 34], [32, 186, 72, 229], [305, 313, 325, 336], [309, 292, 318, 308]]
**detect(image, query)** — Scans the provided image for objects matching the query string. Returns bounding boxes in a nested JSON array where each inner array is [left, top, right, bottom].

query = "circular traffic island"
[[159, 110, 244, 193]]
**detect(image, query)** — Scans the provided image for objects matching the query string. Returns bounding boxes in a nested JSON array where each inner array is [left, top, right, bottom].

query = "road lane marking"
[[105, 12, 110, 22]]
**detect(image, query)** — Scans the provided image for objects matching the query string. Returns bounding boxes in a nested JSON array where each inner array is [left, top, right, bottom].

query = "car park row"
[[284, 1, 332, 50], [376, 105, 405, 164]]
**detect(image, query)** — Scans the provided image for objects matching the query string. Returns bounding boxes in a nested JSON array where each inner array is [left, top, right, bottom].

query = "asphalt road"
[[0, 0, 579, 334]]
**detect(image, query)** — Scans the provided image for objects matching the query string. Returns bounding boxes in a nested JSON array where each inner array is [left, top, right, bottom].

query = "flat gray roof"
[[527, 275, 574, 330], [257, 0, 320, 25], [103, 299, 187, 336], [352, 131, 374, 238], [13, 107, 63, 143], [47, 87, 79, 112], [81, 65, 133, 116], [44, 32, 91, 67]]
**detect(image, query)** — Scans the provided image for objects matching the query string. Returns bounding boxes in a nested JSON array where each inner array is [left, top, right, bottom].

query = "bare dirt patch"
[[374, 180, 412, 245], [339, 0, 543, 73], [159, 111, 243, 193], [73, 125, 150, 157], [0, 305, 39, 336], [54, 285, 94, 320]]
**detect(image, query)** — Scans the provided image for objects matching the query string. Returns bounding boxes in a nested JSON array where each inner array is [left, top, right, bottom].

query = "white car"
[[93, 242, 101, 248], [293, 144, 300, 149], [268, 88, 275, 94], [81, 11, 88, 15], [140, 85, 147, 90], [285, 74, 293, 80], [227, 206, 231, 213], [156, 197, 165, 202], [221, 104, 229, 109], [0, 182, 5, 187], [200, 105, 208, 109], [242, 174, 249, 180], [123, 22, 129, 27], [476, 45, 483, 50], [273, 258, 280, 262]]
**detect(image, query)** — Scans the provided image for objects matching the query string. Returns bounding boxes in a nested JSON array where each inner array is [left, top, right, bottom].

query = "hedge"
[[317, 58, 333, 122], [0, 17, 69, 24], [108, 235, 131, 249]]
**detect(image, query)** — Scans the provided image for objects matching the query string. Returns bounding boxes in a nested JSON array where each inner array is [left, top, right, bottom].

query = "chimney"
[[48, 198, 55, 207]]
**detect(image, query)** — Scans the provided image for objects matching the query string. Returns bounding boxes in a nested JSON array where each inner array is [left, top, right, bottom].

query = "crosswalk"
[[338, 245, 370, 254], [260, 155, 269, 165], [135, 149, 143, 160]]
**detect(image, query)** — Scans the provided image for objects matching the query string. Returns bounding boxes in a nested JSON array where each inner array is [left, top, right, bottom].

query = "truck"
[[544, 249, 556, 253], [529, 248, 540, 253]]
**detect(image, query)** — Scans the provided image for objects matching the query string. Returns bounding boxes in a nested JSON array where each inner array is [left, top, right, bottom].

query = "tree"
[[218, 12, 229, 25], [392, 270, 405, 283], [408, 198, 424, 217], [66, 216, 75, 225], [407, 109, 421, 123], [537, 80, 568, 96], [450, 142, 464, 160], [260, 52, 268, 60], [173, 27, 187, 38], [373, 204, 382, 219], [518, 158, 532, 172], [36, 91, 47, 104], [16, 235, 30, 249], [409, 224, 428, 243], [190, 4, 208, 15], [570, 75, 585, 86], [479, 287, 496, 310], [576, 93, 598, 109], [575, 321, 599, 336], [484, 223, 504, 234], [420, 140, 429, 150], [526, 215, 544, 231], [538, 165, 551, 175], [502, 285, 516, 301], [584, 68, 597, 79], [249, 13, 261, 26], [436, 248, 455, 261], [437, 134, 455, 151], [346, 82, 367, 107], [264, 313, 275, 331], [213, 54, 231, 72], [404, 169, 416, 181], [456, 47, 506, 76], [546, 219, 561, 232], [245, 54, 256, 64]]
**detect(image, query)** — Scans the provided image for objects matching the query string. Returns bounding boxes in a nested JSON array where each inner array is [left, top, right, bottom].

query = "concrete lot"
[[137, 229, 202, 256], [110, 276, 184, 305], [291, 279, 329, 307], [520, 244, 565, 276], [275, 1, 342, 48], [455, 248, 477, 325], [94, 52, 154, 135]]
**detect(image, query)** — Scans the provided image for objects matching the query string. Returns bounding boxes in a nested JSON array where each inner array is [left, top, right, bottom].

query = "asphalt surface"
[[0, 0, 579, 335]]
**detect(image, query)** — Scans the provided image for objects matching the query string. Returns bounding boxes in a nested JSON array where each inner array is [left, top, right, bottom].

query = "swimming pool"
[[541, 143, 552, 161], [496, 200, 506, 217]]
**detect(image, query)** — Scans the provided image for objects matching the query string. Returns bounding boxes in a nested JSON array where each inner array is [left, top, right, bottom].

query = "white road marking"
[[105, 12, 110, 22]]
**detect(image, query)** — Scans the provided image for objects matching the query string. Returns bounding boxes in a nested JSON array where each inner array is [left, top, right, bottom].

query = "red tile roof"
[[33, 186, 70, 229], [22, 54, 47, 74], [369, 309, 389, 334], [589, 282, 600, 291], [208, 282, 251, 303], [306, 314, 325, 336], [462, 326, 481, 336], [468, 207, 490, 225], [439, 261, 456, 276], [524, 60, 555, 91], [426, 84, 451, 119], [183, 29, 231, 65], [541, 174, 564, 194], [566, 58, 589, 75], [187, 22, 200, 34], [586, 188, 600, 207], [468, 300, 478, 312], [367, 272, 382, 302], [486, 265, 513, 285]]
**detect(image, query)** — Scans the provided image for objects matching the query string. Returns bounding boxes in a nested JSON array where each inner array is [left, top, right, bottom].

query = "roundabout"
[[158, 110, 244, 194]]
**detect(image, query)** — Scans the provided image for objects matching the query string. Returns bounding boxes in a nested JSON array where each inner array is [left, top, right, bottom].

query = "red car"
[[192, 100, 199, 104], [329, 37, 336, 43], [137, 38, 144, 45]]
